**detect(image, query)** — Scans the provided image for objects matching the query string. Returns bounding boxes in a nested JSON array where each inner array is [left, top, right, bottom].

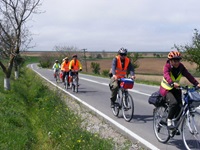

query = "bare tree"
[[0, 0, 42, 90]]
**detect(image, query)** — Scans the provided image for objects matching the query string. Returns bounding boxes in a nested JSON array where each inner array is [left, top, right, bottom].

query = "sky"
[[28, 0, 200, 52]]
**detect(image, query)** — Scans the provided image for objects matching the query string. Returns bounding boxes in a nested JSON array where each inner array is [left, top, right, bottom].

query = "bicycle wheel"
[[111, 93, 120, 116], [182, 110, 200, 150], [153, 106, 170, 143], [55, 72, 59, 83], [122, 93, 134, 122], [65, 75, 69, 89], [75, 77, 78, 93]]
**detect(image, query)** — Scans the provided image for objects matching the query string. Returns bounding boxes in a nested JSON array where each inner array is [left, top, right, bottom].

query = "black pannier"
[[148, 91, 164, 107]]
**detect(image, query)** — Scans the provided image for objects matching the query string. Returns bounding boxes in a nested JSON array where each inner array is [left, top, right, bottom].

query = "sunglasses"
[[172, 59, 181, 63], [120, 54, 127, 56]]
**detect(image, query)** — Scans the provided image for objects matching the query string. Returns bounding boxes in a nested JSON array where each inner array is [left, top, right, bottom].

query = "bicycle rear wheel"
[[153, 106, 170, 143], [182, 110, 200, 150], [111, 93, 120, 116], [122, 93, 134, 122], [56, 72, 59, 83], [75, 78, 78, 93]]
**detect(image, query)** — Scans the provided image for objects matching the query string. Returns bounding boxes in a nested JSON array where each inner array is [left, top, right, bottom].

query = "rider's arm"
[[68, 61, 72, 70], [127, 61, 134, 76], [163, 61, 174, 85], [111, 58, 117, 75], [181, 63, 199, 86], [78, 60, 82, 70], [61, 62, 64, 71], [52, 63, 56, 69]]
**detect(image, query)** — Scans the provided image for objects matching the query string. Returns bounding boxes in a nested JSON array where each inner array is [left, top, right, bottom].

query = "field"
[[22, 51, 199, 85], [85, 57, 199, 85]]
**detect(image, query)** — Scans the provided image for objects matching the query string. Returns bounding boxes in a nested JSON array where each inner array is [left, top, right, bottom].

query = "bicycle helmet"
[[55, 60, 59, 63], [72, 54, 77, 58], [64, 57, 68, 60], [118, 47, 127, 55], [168, 51, 181, 60]]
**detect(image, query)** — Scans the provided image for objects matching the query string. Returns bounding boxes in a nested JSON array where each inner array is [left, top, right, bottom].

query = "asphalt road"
[[29, 64, 186, 150]]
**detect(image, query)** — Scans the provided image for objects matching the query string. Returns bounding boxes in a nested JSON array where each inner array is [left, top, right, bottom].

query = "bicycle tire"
[[111, 93, 120, 116], [56, 72, 59, 83], [182, 110, 200, 150], [65, 75, 69, 89], [75, 77, 78, 93], [153, 106, 170, 143], [122, 93, 134, 122]]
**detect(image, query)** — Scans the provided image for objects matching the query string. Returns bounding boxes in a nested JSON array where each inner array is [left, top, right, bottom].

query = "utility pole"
[[82, 48, 87, 72]]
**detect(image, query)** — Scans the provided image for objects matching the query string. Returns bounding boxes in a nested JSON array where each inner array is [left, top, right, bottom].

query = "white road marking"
[[30, 64, 159, 150]]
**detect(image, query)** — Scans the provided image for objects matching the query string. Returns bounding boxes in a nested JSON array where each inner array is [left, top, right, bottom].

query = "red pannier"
[[120, 78, 134, 89], [59, 72, 63, 79]]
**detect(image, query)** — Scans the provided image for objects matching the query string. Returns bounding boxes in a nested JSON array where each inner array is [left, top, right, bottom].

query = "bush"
[[102, 69, 109, 77], [91, 62, 100, 74]]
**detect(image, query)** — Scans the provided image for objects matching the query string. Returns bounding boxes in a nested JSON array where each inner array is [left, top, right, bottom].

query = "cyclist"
[[69, 54, 82, 87], [61, 57, 70, 86], [52, 60, 61, 78], [159, 51, 200, 129], [109, 48, 135, 108]]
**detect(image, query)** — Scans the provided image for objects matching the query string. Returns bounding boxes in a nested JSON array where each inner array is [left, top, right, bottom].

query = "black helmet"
[[72, 54, 77, 58], [118, 47, 127, 55]]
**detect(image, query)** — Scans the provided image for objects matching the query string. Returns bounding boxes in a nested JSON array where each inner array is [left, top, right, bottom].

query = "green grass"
[[0, 68, 115, 150]]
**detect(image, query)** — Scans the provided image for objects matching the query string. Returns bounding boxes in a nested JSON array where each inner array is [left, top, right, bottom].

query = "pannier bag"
[[60, 72, 63, 79], [148, 91, 164, 107], [188, 90, 200, 108], [120, 78, 134, 89]]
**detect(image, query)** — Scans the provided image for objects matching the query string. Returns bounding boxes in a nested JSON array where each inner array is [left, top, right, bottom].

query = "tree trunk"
[[4, 78, 10, 90], [15, 71, 19, 79]]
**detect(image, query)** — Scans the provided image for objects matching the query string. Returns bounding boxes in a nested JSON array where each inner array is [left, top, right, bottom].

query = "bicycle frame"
[[111, 78, 134, 122], [71, 71, 79, 92]]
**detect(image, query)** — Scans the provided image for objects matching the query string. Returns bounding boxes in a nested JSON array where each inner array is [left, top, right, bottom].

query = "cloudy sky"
[[29, 0, 200, 52]]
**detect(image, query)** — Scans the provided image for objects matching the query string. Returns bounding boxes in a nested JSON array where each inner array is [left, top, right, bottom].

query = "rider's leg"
[[69, 71, 73, 87], [166, 89, 181, 128], [62, 71, 66, 84], [109, 78, 119, 107], [66, 72, 70, 86], [54, 69, 56, 78]]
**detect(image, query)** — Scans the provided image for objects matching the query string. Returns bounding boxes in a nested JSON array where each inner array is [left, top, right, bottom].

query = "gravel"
[[43, 79, 146, 150]]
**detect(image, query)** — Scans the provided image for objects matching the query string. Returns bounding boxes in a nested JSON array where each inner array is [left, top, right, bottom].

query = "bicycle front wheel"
[[182, 110, 200, 150], [153, 106, 170, 143], [122, 93, 134, 122], [111, 93, 120, 117]]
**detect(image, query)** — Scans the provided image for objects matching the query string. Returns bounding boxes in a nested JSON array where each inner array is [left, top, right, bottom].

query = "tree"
[[174, 29, 200, 71], [0, 0, 42, 90], [126, 52, 139, 77]]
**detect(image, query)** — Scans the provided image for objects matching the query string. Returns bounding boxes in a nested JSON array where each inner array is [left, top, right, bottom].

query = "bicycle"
[[153, 86, 200, 150], [71, 70, 79, 93], [54, 69, 60, 83], [111, 78, 134, 122], [64, 73, 70, 89]]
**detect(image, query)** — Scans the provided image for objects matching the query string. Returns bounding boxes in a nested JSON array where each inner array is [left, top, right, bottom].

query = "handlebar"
[[177, 85, 200, 92]]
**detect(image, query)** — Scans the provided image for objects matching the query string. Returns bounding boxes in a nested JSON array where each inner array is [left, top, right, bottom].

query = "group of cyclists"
[[53, 48, 200, 132], [51, 48, 200, 148], [52, 54, 82, 87]]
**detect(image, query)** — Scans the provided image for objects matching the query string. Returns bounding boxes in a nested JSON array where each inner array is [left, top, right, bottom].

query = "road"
[[29, 64, 186, 150]]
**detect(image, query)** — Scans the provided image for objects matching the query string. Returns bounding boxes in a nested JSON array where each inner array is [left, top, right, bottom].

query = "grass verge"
[[0, 68, 115, 150]]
